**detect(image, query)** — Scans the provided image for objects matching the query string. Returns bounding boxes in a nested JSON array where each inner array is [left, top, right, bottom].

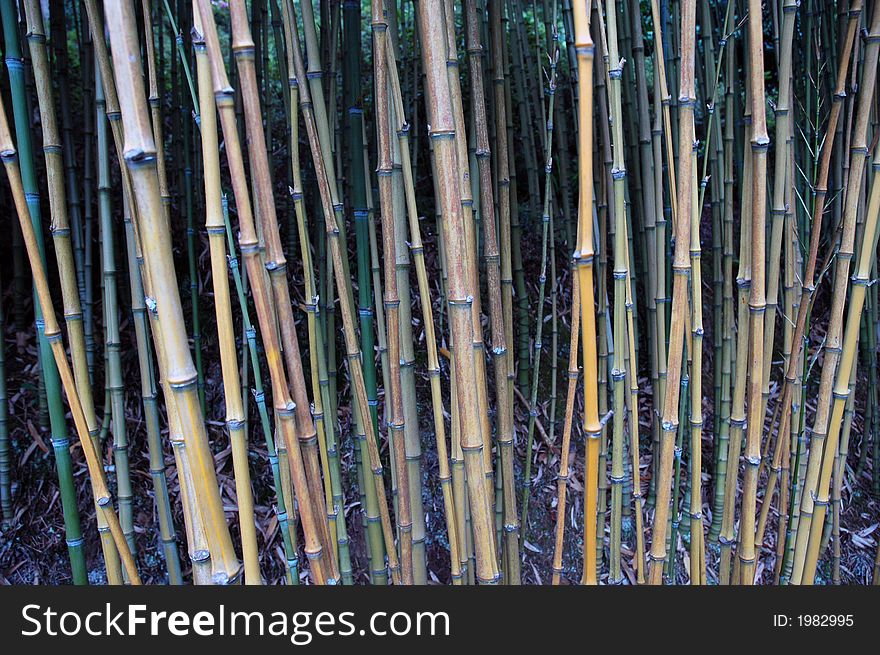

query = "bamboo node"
[[123, 148, 156, 167]]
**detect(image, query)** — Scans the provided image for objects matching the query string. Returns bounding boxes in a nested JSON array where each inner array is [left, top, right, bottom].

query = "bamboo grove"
[[0, 0, 878, 586]]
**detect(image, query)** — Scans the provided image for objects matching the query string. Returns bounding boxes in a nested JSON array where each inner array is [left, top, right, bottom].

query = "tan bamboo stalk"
[[0, 92, 140, 585], [551, 274, 580, 584], [385, 13, 427, 584], [283, 0, 406, 584], [648, 0, 695, 586], [649, 69, 667, 512], [385, 38, 463, 584], [104, 0, 242, 584], [831, 357, 857, 584], [796, 9, 880, 582], [193, 11, 261, 585], [120, 186, 181, 584], [145, 288, 213, 584], [372, 0, 415, 585], [417, 0, 500, 585], [227, 1, 337, 579], [464, 0, 519, 583], [193, 0, 331, 585], [443, 0, 494, 500], [85, 0, 199, 584], [648, 0, 678, 230], [737, 0, 770, 586]]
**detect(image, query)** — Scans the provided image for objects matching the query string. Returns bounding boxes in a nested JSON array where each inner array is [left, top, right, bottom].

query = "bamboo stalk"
[[571, 0, 600, 586], [193, 0, 330, 585], [0, 90, 140, 585], [284, 0, 405, 584], [228, 0, 338, 581], [0, 0, 88, 584], [193, 8, 261, 584], [340, 0, 387, 584], [104, 0, 240, 584], [465, 0, 520, 583], [372, 0, 415, 585], [648, 0, 696, 586], [551, 273, 580, 584], [385, 28, 462, 584], [795, 5, 880, 583], [763, 1, 863, 580], [417, 0, 500, 585], [737, 0, 771, 586]]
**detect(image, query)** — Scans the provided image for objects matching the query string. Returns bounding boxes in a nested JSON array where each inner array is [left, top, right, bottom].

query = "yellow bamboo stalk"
[[104, 0, 241, 584], [194, 0, 330, 585], [193, 8, 261, 585], [572, 0, 599, 586]]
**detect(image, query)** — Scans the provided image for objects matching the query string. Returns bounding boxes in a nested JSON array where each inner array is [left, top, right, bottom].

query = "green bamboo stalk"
[[341, 0, 387, 585], [2, 0, 87, 584], [93, 55, 136, 562]]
